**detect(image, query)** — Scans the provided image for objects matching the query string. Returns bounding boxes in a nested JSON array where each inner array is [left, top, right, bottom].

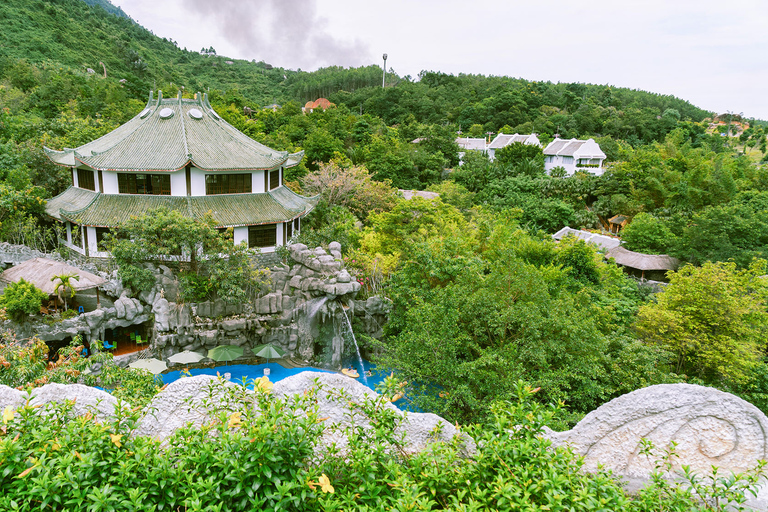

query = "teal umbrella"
[[252, 343, 286, 364], [207, 345, 244, 364]]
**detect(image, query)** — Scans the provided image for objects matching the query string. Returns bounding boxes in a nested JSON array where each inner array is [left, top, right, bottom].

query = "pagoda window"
[[95, 227, 110, 249], [248, 224, 276, 248], [205, 174, 252, 195], [117, 174, 171, 195], [77, 169, 96, 191], [269, 169, 280, 190]]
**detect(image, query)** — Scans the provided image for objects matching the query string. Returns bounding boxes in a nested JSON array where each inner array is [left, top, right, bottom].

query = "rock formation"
[[545, 383, 768, 478], [1, 373, 472, 456], [0, 382, 124, 421], [0, 242, 391, 369]]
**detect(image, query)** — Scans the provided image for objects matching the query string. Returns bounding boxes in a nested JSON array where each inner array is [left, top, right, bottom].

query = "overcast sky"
[[112, 0, 768, 119]]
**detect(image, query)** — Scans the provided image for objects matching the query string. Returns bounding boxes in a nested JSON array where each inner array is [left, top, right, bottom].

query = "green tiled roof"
[[46, 186, 318, 228], [44, 91, 303, 172]]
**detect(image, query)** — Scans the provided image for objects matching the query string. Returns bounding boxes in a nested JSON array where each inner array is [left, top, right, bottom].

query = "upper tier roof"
[[44, 91, 304, 172]]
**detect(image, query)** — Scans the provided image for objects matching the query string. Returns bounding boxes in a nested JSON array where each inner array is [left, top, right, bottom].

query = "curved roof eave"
[[43, 147, 77, 167], [284, 150, 305, 168]]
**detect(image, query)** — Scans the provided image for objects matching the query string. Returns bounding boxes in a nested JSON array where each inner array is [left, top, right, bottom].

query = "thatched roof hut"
[[605, 246, 680, 272], [0, 258, 105, 295]]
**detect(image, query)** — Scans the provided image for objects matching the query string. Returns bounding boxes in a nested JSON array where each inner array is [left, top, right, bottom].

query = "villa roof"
[[544, 138, 606, 159], [44, 91, 303, 172], [605, 246, 680, 271], [455, 137, 487, 151], [557, 140, 587, 156], [1, 258, 105, 294], [488, 133, 538, 149], [45, 186, 319, 228]]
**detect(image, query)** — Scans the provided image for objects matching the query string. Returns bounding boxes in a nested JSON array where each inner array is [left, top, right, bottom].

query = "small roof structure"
[[0, 258, 105, 295], [605, 246, 680, 272], [609, 215, 628, 225], [304, 98, 335, 111], [399, 189, 440, 201], [552, 227, 621, 251]]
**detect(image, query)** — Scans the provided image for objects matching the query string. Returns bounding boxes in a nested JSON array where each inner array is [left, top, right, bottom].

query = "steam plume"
[[181, 0, 369, 69]]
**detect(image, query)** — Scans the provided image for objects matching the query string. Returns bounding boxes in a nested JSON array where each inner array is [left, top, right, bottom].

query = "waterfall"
[[306, 296, 329, 322], [341, 307, 368, 386]]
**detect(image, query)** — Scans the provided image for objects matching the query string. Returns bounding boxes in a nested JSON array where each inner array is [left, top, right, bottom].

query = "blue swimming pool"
[[161, 360, 383, 393], [161, 362, 333, 387]]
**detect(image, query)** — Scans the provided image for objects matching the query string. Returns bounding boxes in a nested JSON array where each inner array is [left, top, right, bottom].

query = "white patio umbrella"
[[167, 350, 205, 364], [128, 358, 167, 375]]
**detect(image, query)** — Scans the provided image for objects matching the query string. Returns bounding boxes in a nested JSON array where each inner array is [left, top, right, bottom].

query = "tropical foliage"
[[3, 377, 758, 511], [0, 279, 48, 322], [104, 207, 262, 303]]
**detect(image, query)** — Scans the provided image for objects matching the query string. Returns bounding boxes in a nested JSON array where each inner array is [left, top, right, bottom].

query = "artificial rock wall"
[[3, 242, 390, 368], [149, 242, 389, 366]]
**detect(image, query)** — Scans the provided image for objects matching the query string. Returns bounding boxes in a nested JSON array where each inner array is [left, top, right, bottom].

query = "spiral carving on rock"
[[546, 384, 768, 478]]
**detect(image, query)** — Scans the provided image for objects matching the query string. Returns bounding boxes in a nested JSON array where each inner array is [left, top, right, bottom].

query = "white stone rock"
[[29, 383, 126, 422], [153, 297, 171, 332], [0, 384, 24, 411], [136, 375, 247, 440], [546, 383, 768, 478], [273, 372, 474, 454]]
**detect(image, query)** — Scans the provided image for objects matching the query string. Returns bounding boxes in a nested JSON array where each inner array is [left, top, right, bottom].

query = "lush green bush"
[[105, 208, 263, 303], [377, 213, 673, 424], [294, 201, 362, 253], [621, 212, 676, 254], [635, 260, 768, 388], [2, 378, 759, 511], [0, 380, 320, 511], [0, 279, 48, 322]]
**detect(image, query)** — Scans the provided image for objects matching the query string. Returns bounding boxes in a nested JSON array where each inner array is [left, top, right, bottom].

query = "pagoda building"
[[44, 91, 316, 258]]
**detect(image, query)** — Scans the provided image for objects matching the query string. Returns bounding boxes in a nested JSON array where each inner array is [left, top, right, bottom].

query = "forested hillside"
[[0, 0, 293, 102]]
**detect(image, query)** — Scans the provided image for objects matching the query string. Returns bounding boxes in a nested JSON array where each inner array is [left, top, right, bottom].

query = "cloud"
[[180, 0, 370, 69]]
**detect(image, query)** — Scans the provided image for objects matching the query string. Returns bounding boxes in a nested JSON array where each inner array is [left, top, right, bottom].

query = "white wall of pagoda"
[[190, 167, 207, 196], [273, 222, 283, 252], [170, 170, 186, 196], [233, 226, 248, 246], [102, 172, 119, 194], [85, 226, 109, 258], [252, 170, 266, 193]]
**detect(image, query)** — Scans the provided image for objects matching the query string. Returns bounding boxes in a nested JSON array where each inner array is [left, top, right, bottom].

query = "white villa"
[[487, 133, 541, 161], [455, 137, 487, 165], [44, 91, 317, 258], [543, 138, 606, 176]]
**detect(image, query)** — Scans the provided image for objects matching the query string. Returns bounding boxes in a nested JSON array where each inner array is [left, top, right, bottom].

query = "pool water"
[[160, 360, 415, 409], [161, 363, 333, 388]]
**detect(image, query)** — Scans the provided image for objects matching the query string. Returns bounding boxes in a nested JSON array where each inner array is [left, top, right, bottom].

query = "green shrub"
[[0, 278, 47, 322], [0, 378, 761, 511]]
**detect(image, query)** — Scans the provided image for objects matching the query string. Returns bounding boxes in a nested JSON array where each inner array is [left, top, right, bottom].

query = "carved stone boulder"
[[545, 383, 768, 478]]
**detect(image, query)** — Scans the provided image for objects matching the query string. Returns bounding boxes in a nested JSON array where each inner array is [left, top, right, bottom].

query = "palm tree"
[[51, 273, 79, 311]]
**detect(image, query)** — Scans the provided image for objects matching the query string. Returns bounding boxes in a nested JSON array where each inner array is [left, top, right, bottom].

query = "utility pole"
[[382, 53, 388, 88]]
